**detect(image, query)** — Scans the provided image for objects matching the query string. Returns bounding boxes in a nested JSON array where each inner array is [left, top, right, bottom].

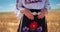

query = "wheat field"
[[0, 10, 60, 32]]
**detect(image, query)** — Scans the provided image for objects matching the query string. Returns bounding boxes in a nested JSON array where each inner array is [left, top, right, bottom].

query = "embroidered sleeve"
[[45, 0, 51, 12]]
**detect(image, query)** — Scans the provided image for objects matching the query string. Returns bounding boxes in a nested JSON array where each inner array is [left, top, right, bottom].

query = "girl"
[[15, 0, 51, 32]]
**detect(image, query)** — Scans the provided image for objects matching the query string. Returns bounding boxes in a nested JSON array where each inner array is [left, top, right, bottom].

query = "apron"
[[17, 9, 48, 32]]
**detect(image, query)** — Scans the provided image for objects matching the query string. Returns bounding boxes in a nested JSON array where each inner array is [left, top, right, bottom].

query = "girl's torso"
[[21, 0, 46, 9]]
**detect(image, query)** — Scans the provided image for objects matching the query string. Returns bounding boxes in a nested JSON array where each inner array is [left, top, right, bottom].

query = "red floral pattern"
[[29, 21, 38, 29]]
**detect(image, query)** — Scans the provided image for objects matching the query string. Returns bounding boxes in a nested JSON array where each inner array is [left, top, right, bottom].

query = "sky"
[[0, 0, 60, 12]]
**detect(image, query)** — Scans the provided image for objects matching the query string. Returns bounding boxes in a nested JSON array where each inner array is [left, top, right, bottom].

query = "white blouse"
[[15, 0, 51, 18]]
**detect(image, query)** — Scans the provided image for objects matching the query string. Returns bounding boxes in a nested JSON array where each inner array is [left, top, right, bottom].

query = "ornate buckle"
[[32, 12, 41, 15], [32, 12, 38, 15]]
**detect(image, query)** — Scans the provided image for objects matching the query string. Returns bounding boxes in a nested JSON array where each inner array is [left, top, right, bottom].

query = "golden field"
[[0, 10, 60, 32]]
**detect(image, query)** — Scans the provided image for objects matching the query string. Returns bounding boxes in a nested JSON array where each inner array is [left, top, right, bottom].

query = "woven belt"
[[32, 12, 41, 15]]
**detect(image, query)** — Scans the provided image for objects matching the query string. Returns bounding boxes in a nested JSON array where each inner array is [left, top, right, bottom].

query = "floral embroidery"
[[23, 26, 29, 32], [29, 21, 38, 29], [25, 0, 42, 4], [37, 26, 42, 32]]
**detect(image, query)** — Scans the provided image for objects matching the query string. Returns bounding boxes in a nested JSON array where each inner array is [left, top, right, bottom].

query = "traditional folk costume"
[[15, 0, 51, 32]]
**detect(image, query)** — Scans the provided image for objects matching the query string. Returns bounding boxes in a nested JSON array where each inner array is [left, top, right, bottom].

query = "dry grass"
[[0, 10, 60, 32], [46, 10, 60, 32]]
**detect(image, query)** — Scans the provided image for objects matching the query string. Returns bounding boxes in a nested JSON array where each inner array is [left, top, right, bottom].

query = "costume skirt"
[[17, 9, 48, 32]]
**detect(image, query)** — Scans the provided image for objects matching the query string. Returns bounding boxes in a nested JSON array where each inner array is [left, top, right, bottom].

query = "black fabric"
[[17, 9, 48, 32], [29, 9, 41, 12]]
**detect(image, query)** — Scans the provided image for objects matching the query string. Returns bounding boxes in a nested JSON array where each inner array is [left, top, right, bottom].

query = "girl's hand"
[[20, 8, 34, 20], [37, 8, 48, 19]]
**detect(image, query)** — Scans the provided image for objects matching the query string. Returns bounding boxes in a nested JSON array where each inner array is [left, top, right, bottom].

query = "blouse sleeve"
[[15, 0, 24, 19], [44, 0, 51, 12]]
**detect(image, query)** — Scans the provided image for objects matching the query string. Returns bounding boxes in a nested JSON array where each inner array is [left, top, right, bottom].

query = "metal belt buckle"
[[32, 12, 38, 15], [32, 12, 41, 15]]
